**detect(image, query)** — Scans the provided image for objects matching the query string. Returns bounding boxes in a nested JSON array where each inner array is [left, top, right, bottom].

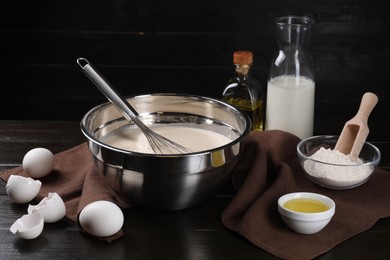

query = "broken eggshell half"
[[6, 175, 42, 204], [28, 192, 66, 223], [10, 212, 44, 239]]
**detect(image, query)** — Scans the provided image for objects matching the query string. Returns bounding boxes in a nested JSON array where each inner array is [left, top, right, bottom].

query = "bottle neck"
[[275, 16, 313, 49], [235, 64, 251, 77]]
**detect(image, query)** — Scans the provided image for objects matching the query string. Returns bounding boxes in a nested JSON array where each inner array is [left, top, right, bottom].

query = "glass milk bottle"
[[222, 50, 264, 131], [265, 16, 315, 139]]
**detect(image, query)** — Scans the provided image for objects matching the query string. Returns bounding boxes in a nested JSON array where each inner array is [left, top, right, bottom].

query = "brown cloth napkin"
[[0, 143, 131, 242], [221, 130, 390, 260]]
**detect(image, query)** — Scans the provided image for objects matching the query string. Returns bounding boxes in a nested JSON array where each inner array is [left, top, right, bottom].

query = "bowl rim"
[[296, 135, 381, 167], [277, 192, 336, 221], [80, 93, 252, 157]]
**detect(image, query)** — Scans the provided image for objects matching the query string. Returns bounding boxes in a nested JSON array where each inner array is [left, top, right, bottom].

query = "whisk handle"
[[77, 57, 138, 121]]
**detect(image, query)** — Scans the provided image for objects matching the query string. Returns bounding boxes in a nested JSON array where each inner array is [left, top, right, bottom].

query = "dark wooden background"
[[1, 0, 389, 138]]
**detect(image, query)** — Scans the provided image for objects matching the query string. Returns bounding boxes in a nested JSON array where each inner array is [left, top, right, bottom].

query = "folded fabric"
[[221, 130, 390, 259], [0, 143, 131, 242]]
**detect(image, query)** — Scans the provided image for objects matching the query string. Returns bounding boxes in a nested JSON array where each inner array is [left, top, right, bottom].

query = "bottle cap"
[[233, 50, 253, 65]]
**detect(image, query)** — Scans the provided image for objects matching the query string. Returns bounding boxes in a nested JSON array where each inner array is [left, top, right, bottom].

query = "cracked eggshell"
[[23, 147, 54, 178], [28, 192, 66, 223], [6, 175, 42, 204], [10, 212, 44, 239], [79, 200, 124, 237]]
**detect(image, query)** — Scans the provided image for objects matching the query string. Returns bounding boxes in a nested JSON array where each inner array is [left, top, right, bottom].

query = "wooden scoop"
[[334, 92, 378, 161]]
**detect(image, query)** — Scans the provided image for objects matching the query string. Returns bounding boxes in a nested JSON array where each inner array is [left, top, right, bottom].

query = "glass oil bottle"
[[222, 50, 264, 131]]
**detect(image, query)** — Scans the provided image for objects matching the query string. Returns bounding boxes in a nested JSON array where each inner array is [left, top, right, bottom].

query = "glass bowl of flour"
[[297, 135, 381, 189]]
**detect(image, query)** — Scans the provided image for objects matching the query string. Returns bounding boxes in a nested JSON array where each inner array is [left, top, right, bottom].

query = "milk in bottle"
[[266, 75, 315, 139]]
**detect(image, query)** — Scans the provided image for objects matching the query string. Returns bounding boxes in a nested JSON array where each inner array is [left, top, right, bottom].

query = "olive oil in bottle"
[[222, 50, 264, 131]]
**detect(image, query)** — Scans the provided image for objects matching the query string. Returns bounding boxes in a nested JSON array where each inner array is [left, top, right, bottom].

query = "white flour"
[[303, 147, 372, 183]]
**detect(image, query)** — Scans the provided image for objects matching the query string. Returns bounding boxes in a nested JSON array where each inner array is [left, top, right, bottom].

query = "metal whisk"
[[77, 58, 190, 154]]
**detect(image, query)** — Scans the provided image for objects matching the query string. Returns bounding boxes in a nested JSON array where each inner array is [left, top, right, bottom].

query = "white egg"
[[23, 148, 54, 178], [10, 212, 44, 239], [79, 200, 124, 237], [6, 175, 42, 204], [28, 192, 66, 223]]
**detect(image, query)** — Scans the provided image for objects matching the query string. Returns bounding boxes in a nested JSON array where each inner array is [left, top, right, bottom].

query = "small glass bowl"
[[297, 135, 381, 190]]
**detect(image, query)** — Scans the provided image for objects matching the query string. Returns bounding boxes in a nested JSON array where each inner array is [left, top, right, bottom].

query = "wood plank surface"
[[1, 0, 389, 126], [0, 120, 389, 259]]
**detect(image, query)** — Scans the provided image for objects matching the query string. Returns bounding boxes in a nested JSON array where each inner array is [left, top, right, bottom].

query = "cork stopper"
[[233, 50, 253, 65]]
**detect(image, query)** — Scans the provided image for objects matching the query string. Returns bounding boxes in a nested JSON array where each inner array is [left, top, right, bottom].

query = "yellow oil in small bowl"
[[283, 198, 329, 213]]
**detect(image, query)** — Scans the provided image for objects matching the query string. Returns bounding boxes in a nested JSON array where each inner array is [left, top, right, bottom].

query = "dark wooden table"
[[1, 120, 390, 259]]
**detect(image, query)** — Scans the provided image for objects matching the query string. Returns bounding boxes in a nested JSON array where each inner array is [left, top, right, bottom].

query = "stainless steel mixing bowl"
[[81, 93, 251, 210]]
